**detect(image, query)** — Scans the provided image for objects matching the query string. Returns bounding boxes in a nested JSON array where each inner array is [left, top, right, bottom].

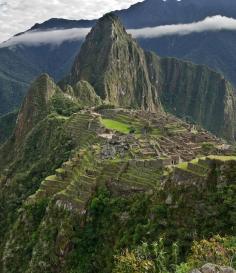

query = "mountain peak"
[[14, 74, 57, 142], [70, 14, 160, 112], [99, 12, 119, 22]]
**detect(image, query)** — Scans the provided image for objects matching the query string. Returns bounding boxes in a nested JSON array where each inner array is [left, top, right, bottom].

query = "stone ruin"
[[97, 109, 232, 167]]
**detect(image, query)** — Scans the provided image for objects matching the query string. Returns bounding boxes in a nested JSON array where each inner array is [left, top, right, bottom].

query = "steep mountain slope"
[[146, 53, 236, 141], [2, 0, 236, 116], [14, 74, 58, 142], [0, 47, 39, 116], [66, 14, 236, 141], [117, 0, 236, 27], [72, 81, 102, 107], [0, 42, 82, 116], [70, 13, 160, 111], [0, 0, 236, 115], [119, 0, 236, 86], [0, 5, 236, 273], [138, 29, 236, 88], [0, 14, 235, 272], [0, 98, 235, 272], [0, 111, 17, 144]]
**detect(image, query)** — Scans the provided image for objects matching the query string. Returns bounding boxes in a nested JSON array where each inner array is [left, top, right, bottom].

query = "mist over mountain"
[[0, 8, 236, 273], [1, 0, 236, 116], [118, 0, 236, 27]]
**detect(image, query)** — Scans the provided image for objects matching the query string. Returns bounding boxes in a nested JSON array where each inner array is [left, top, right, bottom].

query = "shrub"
[[113, 239, 178, 273], [187, 235, 236, 268]]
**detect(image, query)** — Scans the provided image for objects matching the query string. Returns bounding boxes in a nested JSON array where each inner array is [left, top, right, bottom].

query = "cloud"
[[0, 28, 90, 48], [129, 15, 236, 38], [0, 0, 142, 43], [2, 15, 236, 48]]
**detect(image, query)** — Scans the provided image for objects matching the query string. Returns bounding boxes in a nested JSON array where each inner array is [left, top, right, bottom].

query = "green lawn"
[[176, 162, 188, 170], [207, 155, 236, 161], [176, 155, 236, 172], [176, 158, 200, 170], [101, 118, 131, 134]]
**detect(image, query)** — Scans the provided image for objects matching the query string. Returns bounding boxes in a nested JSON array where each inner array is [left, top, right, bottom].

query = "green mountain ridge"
[[0, 13, 235, 273], [146, 53, 236, 141], [70, 13, 160, 112], [0, 103, 235, 272], [68, 14, 236, 141], [0, 111, 18, 144]]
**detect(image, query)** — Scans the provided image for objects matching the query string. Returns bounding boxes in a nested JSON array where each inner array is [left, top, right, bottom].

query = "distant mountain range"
[[1, 0, 236, 116], [0, 14, 236, 273]]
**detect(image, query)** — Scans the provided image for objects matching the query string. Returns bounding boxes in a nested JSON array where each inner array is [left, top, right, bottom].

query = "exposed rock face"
[[71, 13, 160, 111], [14, 74, 57, 142], [73, 80, 102, 107], [191, 263, 236, 273], [69, 13, 236, 141], [146, 52, 236, 141]]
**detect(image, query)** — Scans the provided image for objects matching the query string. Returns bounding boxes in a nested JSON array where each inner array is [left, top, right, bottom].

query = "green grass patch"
[[45, 175, 58, 181], [176, 162, 188, 170], [101, 118, 131, 134], [207, 155, 236, 161], [56, 168, 66, 174]]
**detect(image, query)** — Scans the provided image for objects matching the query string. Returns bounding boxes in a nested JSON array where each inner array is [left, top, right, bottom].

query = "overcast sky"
[[0, 0, 141, 42]]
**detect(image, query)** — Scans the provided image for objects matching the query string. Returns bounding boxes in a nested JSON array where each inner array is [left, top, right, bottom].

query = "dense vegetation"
[[0, 10, 236, 273], [0, 110, 17, 144]]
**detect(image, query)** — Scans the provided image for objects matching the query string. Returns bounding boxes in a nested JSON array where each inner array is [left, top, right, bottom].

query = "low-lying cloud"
[[0, 28, 90, 48], [1, 15, 236, 48], [129, 15, 236, 38], [0, 0, 141, 42]]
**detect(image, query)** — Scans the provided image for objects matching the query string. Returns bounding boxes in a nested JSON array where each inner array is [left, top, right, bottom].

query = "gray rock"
[[193, 263, 236, 273], [201, 264, 220, 273], [219, 266, 236, 273]]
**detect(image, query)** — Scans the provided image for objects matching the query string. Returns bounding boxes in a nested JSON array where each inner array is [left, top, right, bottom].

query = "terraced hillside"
[[0, 80, 235, 273], [0, 12, 236, 273], [1, 104, 235, 273]]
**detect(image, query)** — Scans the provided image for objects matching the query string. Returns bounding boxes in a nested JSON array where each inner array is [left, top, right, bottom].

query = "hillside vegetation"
[[0, 12, 235, 273]]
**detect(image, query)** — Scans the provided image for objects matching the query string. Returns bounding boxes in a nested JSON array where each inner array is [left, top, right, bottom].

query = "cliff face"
[[71, 13, 160, 111], [14, 74, 58, 142], [146, 52, 236, 141], [69, 13, 236, 140]]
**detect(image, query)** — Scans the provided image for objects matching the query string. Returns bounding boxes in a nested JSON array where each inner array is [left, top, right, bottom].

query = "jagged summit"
[[67, 12, 236, 140], [70, 13, 161, 112], [14, 74, 57, 142], [97, 12, 122, 24]]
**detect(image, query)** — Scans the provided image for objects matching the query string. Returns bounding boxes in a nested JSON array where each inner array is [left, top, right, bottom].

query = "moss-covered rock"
[[73, 80, 102, 107]]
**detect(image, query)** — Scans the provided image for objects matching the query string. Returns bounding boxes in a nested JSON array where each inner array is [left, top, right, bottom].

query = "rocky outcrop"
[[14, 74, 58, 142], [70, 13, 161, 112], [73, 80, 102, 107], [146, 52, 236, 141], [69, 13, 236, 141], [191, 263, 236, 273]]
